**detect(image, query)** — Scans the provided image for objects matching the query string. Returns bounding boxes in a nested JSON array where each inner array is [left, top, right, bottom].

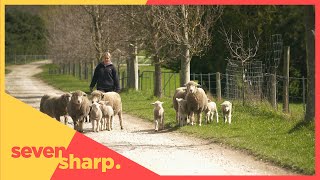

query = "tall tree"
[[159, 5, 223, 86]]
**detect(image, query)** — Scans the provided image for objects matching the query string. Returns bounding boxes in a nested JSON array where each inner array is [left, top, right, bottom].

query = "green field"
[[36, 63, 315, 175]]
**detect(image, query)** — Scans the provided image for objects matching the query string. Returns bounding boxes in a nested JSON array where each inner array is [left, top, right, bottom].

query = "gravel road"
[[5, 60, 298, 175]]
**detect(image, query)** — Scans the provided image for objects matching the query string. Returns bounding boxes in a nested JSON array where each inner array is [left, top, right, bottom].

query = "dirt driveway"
[[5, 61, 298, 175]]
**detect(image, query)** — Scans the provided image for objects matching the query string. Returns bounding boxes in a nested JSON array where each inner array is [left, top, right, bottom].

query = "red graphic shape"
[[51, 132, 158, 179]]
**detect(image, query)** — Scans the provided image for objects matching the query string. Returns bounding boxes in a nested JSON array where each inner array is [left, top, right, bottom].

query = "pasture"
[[36, 63, 315, 175]]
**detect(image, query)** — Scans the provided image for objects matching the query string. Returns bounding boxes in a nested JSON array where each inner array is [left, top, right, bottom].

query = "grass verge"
[[36, 63, 315, 175]]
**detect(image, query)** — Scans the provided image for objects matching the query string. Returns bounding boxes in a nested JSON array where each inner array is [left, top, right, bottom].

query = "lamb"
[[172, 87, 187, 123], [40, 93, 71, 124], [99, 101, 114, 131], [67, 90, 91, 132], [221, 101, 232, 124], [151, 101, 165, 131], [185, 81, 208, 126], [205, 100, 219, 123], [175, 98, 188, 127], [89, 102, 103, 132], [91, 90, 123, 130]]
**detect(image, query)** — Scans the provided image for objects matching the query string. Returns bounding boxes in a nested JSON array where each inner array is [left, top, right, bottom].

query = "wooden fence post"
[[271, 73, 277, 109], [84, 62, 88, 80], [283, 46, 290, 113], [79, 61, 82, 80], [302, 76, 306, 113], [208, 73, 211, 93], [73, 61, 76, 77], [216, 72, 222, 101], [122, 71, 125, 89]]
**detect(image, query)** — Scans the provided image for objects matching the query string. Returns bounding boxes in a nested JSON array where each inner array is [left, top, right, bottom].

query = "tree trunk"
[[180, 6, 191, 86], [180, 46, 191, 86], [128, 42, 139, 90], [304, 6, 315, 121], [154, 56, 162, 97]]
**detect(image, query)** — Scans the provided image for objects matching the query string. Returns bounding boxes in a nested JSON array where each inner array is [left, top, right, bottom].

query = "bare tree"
[[42, 6, 95, 63], [158, 5, 223, 86], [119, 6, 170, 96], [221, 28, 260, 105], [83, 6, 111, 62]]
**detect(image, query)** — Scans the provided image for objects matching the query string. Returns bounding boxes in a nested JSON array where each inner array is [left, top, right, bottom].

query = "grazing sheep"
[[151, 101, 164, 131], [40, 93, 71, 124], [175, 98, 189, 127], [91, 90, 123, 130], [173, 87, 187, 123], [205, 100, 219, 123], [99, 101, 114, 131], [67, 90, 91, 132], [221, 101, 232, 124], [185, 81, 208, 126], [90, 102, 103, 132]]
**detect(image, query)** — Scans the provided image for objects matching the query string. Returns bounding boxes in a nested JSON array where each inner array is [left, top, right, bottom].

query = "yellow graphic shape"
[[0, 94, 76, 179]]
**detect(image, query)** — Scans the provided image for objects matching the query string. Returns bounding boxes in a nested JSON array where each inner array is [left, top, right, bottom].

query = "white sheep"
[[205, 100, 219, 123], [91, 90, 123, 130], [173, 87, 187, 124], [40, 93, 71, 124], [221, 101, 232, 124], [67, 90, 91, 132], [151, 101, 164, 131], [99, 101, 114, 131], [90, 102, 103, 132], [185, 81, 208, 126], [175, 98, 189, 127]]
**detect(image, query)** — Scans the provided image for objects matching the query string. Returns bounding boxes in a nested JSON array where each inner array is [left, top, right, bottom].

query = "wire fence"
[[8, 55, 307, 114], [5, 55, 51, 65]]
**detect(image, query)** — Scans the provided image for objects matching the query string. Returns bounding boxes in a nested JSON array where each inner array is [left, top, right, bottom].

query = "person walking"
[[90, 52, 120, 93]]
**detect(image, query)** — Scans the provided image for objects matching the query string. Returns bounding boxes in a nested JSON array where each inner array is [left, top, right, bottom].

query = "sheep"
[[91, 90, 123, 130], [40, 93, 71, 124], [205, 100, 219, 123], [99, 101, 114, 131], [151, 101, 165, 131], [67, 90, 91, 132], [221, 101, 232, 124], [172, 87, 187, 123], [175, 98, 189, 127], [185, 81, 208, 126], [90, 102, 103, 132]]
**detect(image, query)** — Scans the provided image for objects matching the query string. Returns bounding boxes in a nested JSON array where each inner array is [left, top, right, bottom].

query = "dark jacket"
[[90, 63, 120, 92]]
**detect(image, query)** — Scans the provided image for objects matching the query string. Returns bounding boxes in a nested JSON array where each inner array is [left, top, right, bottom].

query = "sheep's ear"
[[70, 91, 74, 94], [151, 103, 155, 105], [104, 101, 110, 105], [83, 93, 87, 97], [101, 92, 104, 98]]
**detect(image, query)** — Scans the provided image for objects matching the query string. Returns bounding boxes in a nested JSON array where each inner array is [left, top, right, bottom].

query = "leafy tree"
[[5, 8, 47, 59]]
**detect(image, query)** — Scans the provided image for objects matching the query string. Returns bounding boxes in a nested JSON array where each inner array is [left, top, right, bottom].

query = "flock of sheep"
[[152, 81, 233, 131], [40, 90, 123, 133], [39, 80, 232, 133]]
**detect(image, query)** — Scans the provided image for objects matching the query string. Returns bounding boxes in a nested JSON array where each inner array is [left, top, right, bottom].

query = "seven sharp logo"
[[11, 146, 121, 172]]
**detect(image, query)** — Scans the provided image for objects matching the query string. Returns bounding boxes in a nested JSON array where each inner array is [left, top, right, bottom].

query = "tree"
[[158, 5, 223, 86], [5, 8, 47, 57], [221, 28, 260, 105], [303, 5, 315, 121]]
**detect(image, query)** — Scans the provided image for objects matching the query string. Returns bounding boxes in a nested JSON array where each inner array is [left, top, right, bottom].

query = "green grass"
[[36, 63, 315, 175]]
